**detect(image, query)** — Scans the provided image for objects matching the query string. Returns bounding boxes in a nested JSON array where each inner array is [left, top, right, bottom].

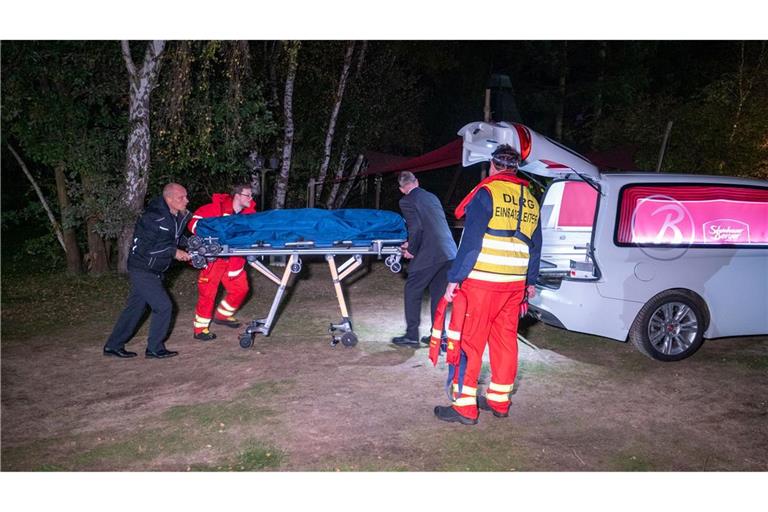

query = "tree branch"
[[120, 40, 137, 80], [7, 143, 66, 251]]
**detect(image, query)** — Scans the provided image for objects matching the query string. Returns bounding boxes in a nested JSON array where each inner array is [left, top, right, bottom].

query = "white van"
[[459, 121, 768, 361]]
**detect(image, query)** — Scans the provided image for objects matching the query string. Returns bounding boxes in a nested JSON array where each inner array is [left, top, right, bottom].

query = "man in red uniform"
[[188, 184, 257, 341], [434, 144, 542, 425]]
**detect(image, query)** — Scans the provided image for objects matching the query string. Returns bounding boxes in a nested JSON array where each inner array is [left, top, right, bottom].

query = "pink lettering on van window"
[[618, 186, 768, 245]]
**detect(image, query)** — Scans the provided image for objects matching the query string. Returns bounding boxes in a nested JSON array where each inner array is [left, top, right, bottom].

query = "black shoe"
[[194, 330, 217, 341], [392, 335, 420, 348], [420, 335, 431, 345], [477, 395, 509, 418], [103, 347, 137, 358], [434, 405, 478, 425], [145, 349, 179, 359], [212, 317, 241, 328]]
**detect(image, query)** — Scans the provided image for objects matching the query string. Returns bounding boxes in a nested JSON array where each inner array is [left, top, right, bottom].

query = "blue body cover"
[[195, 208, 407, 248]]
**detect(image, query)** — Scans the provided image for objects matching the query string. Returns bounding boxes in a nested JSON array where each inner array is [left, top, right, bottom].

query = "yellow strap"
[[486, 392, 511, 403], [489, 382, 514, 393], [453, 383, 477, 396], [452, 397, 478, 407]]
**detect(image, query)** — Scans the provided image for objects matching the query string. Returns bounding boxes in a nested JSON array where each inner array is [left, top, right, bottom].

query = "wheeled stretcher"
[[188, 208, 407, 348]]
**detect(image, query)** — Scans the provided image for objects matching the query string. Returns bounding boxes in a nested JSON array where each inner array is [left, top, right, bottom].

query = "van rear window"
[[616, 185, 768, 246]]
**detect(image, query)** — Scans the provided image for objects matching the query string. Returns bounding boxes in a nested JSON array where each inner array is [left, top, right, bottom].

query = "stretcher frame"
[[187, 236, 404, 348]]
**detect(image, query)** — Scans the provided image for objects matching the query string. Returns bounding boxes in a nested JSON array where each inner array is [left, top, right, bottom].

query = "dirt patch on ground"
[[2, 262, 766, 471]]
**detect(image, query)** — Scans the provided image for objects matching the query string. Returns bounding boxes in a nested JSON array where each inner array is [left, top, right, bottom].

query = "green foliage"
[[152, 41, 277, 202]]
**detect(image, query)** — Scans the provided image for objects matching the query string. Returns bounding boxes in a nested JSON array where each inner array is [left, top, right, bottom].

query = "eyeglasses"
[[238, 192, 253, 198]]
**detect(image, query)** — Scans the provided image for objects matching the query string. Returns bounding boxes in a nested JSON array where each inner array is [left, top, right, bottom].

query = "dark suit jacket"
[[399, 187, 457, 273]]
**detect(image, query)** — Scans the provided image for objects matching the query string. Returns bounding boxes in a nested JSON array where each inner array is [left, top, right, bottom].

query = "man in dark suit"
[[392, 171, 458, 348]]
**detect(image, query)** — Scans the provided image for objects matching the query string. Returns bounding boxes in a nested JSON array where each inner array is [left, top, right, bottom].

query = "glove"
[[519, 294, 529, 319]]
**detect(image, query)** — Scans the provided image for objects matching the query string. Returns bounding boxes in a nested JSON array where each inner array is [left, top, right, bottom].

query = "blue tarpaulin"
[[195, 208, 407, 248]]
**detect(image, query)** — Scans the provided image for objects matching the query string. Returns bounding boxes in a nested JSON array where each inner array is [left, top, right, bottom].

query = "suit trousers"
[[403, 260, 452, 340], [105, 270, 173, 353]]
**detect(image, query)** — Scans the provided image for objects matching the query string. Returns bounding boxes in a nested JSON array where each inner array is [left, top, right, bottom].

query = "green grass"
[[189, 440, 283, 471], [430, 432, 531, 471], [608, 452, 657, 471], [163, 402, 277, 429]]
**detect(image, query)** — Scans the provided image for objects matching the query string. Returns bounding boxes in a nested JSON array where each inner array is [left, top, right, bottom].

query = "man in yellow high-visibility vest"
[[435, 144, 542, 425]]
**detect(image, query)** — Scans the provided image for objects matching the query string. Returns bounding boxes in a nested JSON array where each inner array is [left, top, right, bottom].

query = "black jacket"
[[399, 187, 457, 273], [127, 195, 190, 274]]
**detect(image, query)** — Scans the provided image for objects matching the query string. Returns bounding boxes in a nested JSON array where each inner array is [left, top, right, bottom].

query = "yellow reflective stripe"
[[219, 300, 236, 312], [482, 237, 529, 253], [489, 382, 513, 393], [195, 315, 211, 323], [194, 322, 209, 328], [216, 308, 234, 317], [431, 328, 442, 338], [452, 384, 477, 396], [227, 268, 244, 278], [476, 253, 530, 267], [445, 328, 460, 340], [486, 392, 510, 403], [468, 270, 526, 282], [452, 397, 477, 407]]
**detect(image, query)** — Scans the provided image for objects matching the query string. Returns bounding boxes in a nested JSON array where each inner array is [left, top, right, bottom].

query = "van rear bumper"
[[528, 305, 566, 330], [530, 280, 641, 342]]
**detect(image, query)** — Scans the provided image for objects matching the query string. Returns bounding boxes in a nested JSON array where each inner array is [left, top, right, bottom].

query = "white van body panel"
[[533, 173, 768, 341]]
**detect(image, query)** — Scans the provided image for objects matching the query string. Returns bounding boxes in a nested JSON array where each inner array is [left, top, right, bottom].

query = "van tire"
[[629, 291, 706, 362]]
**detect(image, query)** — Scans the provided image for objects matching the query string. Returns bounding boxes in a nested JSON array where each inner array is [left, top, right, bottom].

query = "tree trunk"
[[54, 164, 83, 274], [8, 144, 66, 251], [555, 41, 568, 140], [316, 41, 356, 196], [79, 173, 109, 274], [325, 132, 351, 209], [273, 41, 300, 210], [117, 40, 166, 273], [592, 41, 607, 145], [334, 155, 366, 209]]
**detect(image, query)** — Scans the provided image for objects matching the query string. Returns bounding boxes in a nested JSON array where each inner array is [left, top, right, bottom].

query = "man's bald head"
[[162, 183, 189, 215]]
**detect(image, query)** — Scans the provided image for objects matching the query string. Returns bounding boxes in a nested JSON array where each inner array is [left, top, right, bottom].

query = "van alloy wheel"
[[629, 291, 707, 362], [647, 302, 699, 356]]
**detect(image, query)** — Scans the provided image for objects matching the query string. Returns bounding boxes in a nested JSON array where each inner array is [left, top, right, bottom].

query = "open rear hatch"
[[457, 121, 602, 286]]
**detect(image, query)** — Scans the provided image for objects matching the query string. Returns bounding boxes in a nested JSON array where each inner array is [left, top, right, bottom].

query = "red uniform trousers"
[[451, 278, 525, 420], [193, 259, 249, 334]]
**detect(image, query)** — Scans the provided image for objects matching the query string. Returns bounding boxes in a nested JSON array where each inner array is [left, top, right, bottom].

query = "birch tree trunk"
[[555, 41, 568, 141], [8, 144, 66, 251], [334, 155, 366, 209], [324, 131, 350, 208], [54, 163, 83, 274], [325, 41, 367, 209], [272, 41, 300, 210], [316, 41, 356, 197], [592, 41, 607, 145], [117, 40, 166, 273]]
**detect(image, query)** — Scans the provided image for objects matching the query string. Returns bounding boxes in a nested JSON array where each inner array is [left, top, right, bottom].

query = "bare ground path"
[[2, 263, 766, 471]]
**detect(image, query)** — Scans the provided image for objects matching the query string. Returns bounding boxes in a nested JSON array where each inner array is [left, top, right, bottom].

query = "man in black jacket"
[[392, 171, 458, 348], [103, 183, 192, 359]]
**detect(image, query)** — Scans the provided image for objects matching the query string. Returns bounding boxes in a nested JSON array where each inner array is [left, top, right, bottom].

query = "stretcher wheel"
[[390, 262, 402, 273], [290, 262, 302, 273], [385, 254, 397, 267], [340, 332, 358, 347], [190, 254, 207, 269], [239, 333, 254, 349], [187, 235, 202, 251], [207, 242, 223, 255]]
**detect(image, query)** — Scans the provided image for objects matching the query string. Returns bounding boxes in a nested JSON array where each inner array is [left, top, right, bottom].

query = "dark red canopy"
[[363, 138, 637, 175], [363, 139, 462, 176]]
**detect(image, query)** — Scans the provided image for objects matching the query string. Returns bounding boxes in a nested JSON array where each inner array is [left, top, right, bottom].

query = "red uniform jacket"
[[188, 193, 257, 273]]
